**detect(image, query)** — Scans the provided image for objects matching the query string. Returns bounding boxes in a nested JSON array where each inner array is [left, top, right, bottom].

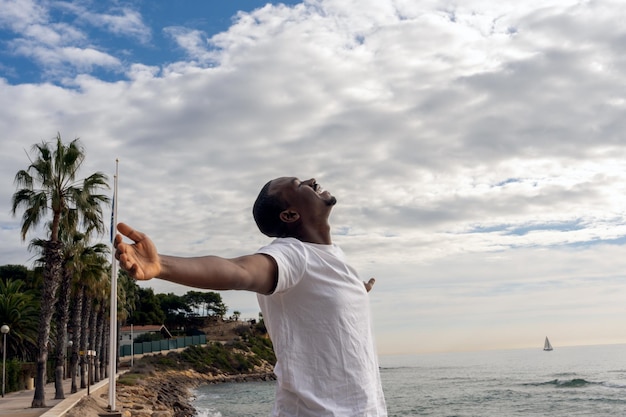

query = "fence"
[[119, 334, 207, 357]]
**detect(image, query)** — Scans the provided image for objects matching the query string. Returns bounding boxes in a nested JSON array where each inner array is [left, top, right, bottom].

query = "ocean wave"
[[526, 378, 597, 388], [196, 411, 223, 417], [600, 381, 626, 389]]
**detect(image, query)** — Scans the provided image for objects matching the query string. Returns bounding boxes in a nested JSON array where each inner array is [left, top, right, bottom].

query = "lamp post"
[[66, 340, 73, 379], [1, 324, 9, 398]]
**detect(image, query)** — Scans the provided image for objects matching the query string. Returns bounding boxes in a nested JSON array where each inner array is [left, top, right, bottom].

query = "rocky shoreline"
[[65, 322, 276, 417], [65, 368, 276, 417]]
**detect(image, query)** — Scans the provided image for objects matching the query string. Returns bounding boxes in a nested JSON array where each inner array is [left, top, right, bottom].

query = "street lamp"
[[1, 324, 9, 398], [66, 340, 73, 379]]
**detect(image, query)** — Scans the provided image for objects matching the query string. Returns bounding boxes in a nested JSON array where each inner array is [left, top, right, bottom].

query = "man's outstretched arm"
[[114, 222, 278, 295]]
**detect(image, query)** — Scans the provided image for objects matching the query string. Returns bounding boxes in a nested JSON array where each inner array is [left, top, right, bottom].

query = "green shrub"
[[127, 330, 275, 378], [117, 372, 144, 386]]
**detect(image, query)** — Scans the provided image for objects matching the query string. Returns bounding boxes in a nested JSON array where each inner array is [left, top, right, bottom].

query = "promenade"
[[0, 375, 112, 417], [0, 350, 187, 417]]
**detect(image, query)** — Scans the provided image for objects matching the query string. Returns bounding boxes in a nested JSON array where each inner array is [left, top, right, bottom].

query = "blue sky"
[[0, 1, 301, 84], [1, 0, 626, 355]]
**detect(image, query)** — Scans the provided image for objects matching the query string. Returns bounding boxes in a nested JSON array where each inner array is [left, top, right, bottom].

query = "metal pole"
[[87, 353, 90, 396], [67, 340, 73, 379], [108, 159, 119, 411], [2, 332, 6, 397], [1, 325, 9, 398]]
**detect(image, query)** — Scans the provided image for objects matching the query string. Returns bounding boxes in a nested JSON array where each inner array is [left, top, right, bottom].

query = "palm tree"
[[118, 269, 140, 325], [11, 133, 109, 407], [94, 291, 108, 382], [66, 247, 109, 393], [54, 241, 76, 399], [79, 289, 90, 389], [68, 285, 83, 394], [52, 227, 109, 399], [74, 251, 108, 390], [116, 270, 139, 372], [89, 266, 110, 385], [0, 279, 39, 360]]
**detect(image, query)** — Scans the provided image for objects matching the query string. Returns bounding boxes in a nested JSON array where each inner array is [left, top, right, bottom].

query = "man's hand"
[[114, 223, 161, 280], [364, 277, 375, 293]]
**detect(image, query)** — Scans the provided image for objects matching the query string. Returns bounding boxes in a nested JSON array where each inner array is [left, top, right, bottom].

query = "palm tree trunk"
[[32, 240, 63, 408], [69, 285, 83, 394], [53, 267, 72, 399], [99, 307, 109, 379], [79, 292, 91, 389], [98, 316, 107, 380], [88, 302, 97, 385], [94, 303, 104, 382]]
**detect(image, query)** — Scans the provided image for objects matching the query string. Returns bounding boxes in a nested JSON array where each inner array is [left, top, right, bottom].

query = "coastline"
[[65, 321, 276, 417], [64, 368, 276, 417]]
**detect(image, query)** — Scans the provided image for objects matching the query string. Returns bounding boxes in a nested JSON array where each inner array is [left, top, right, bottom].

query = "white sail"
[[543, 337, 553, 351]]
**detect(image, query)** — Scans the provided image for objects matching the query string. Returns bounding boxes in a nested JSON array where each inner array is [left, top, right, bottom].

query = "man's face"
[[270, 177, 337, 213]]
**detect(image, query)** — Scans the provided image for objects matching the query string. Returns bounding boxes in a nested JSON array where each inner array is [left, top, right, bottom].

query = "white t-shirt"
[[256, 238, 387, 417]]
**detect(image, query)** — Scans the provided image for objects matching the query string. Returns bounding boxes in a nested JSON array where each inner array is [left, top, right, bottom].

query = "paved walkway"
[[0, 375, 113, 417], [0, 352, 177, 417]]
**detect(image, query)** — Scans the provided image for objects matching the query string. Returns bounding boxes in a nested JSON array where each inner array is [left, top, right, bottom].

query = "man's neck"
[[290, 224, 332, 245]]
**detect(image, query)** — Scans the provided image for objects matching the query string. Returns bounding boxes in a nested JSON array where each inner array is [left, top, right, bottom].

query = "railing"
[[119, 334, 207, 357]]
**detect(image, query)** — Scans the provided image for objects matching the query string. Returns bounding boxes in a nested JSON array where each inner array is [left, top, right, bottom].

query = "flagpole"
[[108, 159, 119, 411]]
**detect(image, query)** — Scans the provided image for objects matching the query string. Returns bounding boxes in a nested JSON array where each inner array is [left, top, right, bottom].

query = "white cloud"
[[163, 26, 216, 64], [86, 7, 151, 44], [0, 0, 48, 32], [0, 1, 149, 81], [53, 1, 152, 43], [2, 0, 626, 353], [7, 39, 121, 80]]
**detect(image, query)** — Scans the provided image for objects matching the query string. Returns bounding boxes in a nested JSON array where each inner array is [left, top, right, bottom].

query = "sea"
[[191, 343, 626, 416]]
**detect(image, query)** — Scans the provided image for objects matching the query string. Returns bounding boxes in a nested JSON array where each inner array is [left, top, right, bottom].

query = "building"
[[119, 324, 172, 346]]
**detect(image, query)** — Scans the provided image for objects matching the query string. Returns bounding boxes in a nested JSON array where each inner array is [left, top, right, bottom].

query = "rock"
[[65, 357, 276, 417], [151, 411, 173, 417]]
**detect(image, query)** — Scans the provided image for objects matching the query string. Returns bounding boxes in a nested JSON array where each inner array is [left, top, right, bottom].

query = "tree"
[[88, 271, 109, 384], [117, 270, 139, 325], [11, 133, 109, 407], [0, 264, 30, 283], [156, 292, 193, 329], [202, 291, 227, 318], [54, 229, 109, 399], [75, 249, 109, 390], [131, 288, 165, 325], [183, 290, 227, 318], [0, 278, 39, 360], [116, 269, 139, 371]]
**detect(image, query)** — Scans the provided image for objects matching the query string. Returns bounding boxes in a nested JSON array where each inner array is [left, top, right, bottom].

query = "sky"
[[1, 0, 626, 356]]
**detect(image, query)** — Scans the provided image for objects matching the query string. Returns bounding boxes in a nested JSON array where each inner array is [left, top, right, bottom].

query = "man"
[[114, 177, 387, 416]]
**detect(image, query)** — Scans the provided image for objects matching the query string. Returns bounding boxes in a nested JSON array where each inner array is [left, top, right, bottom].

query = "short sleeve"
[[256, 238, 307, 294]]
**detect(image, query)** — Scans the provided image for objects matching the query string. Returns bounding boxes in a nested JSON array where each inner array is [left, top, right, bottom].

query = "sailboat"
[[543, 336, 553, 351]]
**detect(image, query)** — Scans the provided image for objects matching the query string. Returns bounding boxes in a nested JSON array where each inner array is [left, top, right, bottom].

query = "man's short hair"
[[253, 180, 288, 237]]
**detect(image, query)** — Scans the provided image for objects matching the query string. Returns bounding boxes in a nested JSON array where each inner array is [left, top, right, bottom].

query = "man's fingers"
[[127, 263, 142, 280], [117, 222, 146, 243], [117, 253, 143, 280], [113, 233, 123, 248], [364, 277, 376, 292]]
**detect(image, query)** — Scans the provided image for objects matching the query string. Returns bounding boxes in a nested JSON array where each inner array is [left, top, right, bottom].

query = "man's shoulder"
[[260, 237, 304, 250], [256, 237, 305, 259]]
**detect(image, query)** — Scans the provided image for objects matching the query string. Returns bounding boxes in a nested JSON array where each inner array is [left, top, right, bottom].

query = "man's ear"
[[279, 209, 300, 223]]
